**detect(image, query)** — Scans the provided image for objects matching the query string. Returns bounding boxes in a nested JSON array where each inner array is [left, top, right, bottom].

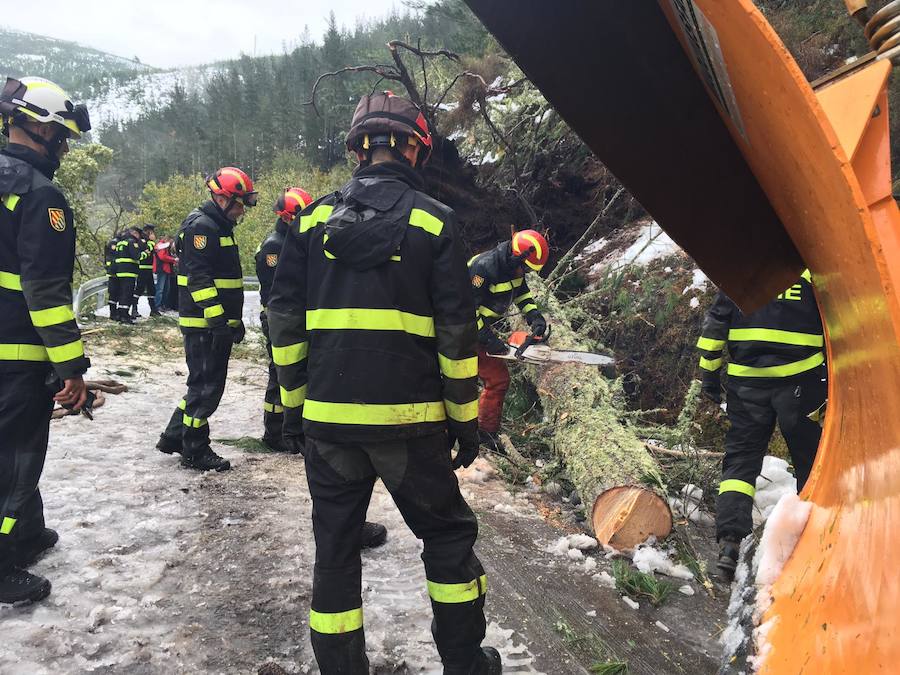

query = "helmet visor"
[[61, 103, 91, 135], [238, 191, 258, 207]]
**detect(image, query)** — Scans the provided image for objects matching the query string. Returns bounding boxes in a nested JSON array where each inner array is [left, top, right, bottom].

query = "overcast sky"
[[3, 0, 407, 68]]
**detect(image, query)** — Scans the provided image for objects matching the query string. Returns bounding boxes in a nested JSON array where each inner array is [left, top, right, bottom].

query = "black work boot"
[[0, 567, 52, 604], [261, 435, 292, 453], [361, 521, 387, 549], [477, 430, 503, 455], [181, 447, 231, 472], [14, 528, 59, 567], [148, 299, 161, 317], [156, 434, 182, 455], [445, 647, 502, 675], [717, 536, 741, 582]]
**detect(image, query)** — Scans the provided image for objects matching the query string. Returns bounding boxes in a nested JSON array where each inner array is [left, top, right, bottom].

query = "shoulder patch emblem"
[[48, 208, 66, 232], [193, 234, 207, 250], [266, 253, 278, 267], [471, 275, 484, 288]]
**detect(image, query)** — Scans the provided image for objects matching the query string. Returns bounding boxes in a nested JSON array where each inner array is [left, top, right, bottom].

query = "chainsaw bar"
[[490, 344, 614, 366]]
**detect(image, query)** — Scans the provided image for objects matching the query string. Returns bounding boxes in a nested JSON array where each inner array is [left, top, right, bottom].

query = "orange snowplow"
[[465, 0, 900, 671]]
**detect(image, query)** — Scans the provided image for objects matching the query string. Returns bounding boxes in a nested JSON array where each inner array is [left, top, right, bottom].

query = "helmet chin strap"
[[211, 194, 239, 222], [18, 122, 67, 168]]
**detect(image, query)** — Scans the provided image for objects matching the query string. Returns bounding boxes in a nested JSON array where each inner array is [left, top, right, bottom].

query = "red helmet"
[[345, 91, 433, 165], [274, 187, 313, 220], [206, 167, 258, 206], [511, 229, 550, 271]]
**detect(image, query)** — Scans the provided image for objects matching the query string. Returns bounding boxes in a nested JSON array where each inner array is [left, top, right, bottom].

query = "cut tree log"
[[520, 277, 673, 549]]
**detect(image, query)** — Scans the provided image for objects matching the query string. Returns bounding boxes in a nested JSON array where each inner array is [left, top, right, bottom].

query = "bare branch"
[[304, 65, 401, 117], [387, 40, 461, 64]]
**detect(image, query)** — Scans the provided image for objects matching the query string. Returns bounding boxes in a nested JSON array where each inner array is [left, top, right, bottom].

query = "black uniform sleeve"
[[696, 290, 735, 374], [468, 256, 498, 344], [255, 239, 278, 310], [181, 221, 227, 328], [269, 205, 322, 439], [17, 186, 89, 380], [433, 211, 479, 446]]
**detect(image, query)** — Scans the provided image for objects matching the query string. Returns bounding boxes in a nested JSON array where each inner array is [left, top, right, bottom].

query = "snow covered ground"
[[0, 338, 540, 674]]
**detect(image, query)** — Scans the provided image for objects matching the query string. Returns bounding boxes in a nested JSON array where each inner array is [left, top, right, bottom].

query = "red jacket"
[[154, 241, 177, 274]]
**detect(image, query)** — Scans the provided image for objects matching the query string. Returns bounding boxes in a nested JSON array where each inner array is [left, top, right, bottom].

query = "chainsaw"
[[490, 328, 614, 366]]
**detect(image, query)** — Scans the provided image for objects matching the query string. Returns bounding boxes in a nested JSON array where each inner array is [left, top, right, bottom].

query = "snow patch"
[[753, 494, 812, 588], [752, 456, 798, 526], [622, 596, 640, 610], [592, 571, 616, 589], [631, 543, 694, 580]]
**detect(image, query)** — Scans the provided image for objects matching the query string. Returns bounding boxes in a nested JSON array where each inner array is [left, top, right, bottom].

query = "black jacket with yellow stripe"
[[112, 233, 142, 279], [267, 161, 479, 445], [697, 270, 824, 387], [468, 241, 540, 343], [0, 144, 89, 381], [175, 201, 243, 332], [255, 219, 287, 311]]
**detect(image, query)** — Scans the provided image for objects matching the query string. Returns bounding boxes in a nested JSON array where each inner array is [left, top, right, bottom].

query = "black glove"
[[484, 332, 508, 356], [260, 311, 269, 339], [283, 408, 306, 456], [285, 432, 306, 457], [527, 311, 547, 337], [701, 374, 723, 404], [450, 433, 479, 469], [211, 323, 232, 355], [232, 320, 246, 344]]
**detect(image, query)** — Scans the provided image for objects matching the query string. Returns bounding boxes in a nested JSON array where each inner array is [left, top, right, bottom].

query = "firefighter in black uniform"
[[0, 76, 91, 603], [104, 232, 119, 319], [268, 92, 501, 674], [156, 167, 254, 472], [697, 269, 826, 581], [133, 224, 159, 318], [468, 232, 549, 450], [112, 227, 142, 323], [256, 187, 313, 451]]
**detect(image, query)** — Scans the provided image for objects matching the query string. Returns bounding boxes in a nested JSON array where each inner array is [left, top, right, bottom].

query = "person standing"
[[154, 235, 178, 311], [468, 232, 549, 451], [268, 92, 500, 674], [256, 187, 313, 452], [112, 226, 142, 324], [696, 269, 827, 581], [156, 168, 253, 471], [0, 76, 91, 603], [104, 232, 119, 320], [134, 224, 159, 318]]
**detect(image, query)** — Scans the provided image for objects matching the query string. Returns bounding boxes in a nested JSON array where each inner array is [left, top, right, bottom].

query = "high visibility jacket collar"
[[473, 241, 522, 279], [198, 200, 236, 234], [1, 143, 57, 181], [275, 218, 289, 236], [353, 160, 425, 193]]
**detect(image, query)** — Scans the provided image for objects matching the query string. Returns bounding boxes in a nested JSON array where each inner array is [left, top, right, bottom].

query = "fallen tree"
[[521, 276, 673, 549]]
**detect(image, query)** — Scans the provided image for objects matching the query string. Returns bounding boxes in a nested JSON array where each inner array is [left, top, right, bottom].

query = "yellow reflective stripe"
[[46, 340, 84, 363], [513, 292, 533, 305], [299, 204, 334, 233], [478, 305, 501, 318], [438, 353, 478, 379], [29, 305, 74, 327], [427, 575, 487, 604], [408, 208, 444, 236], [719, 479, 756, 498], [116, 273, 138, 278], [0, 344, 48, 361], [2, 194, 21, 211], [476, 316, 484, 330], [489, 278, 524, 293], [323, 233, 337, 260], [801, 268, 812, 283], [203, 304, 225, 319], [444, 399, 478, 422], [114, 258, 135, 263], [179, 317, 209, 328], [0, 271, 23, 291], [0, 516, 16, 535], [696, 336, 725, 351], [520, 303, 538, 314], [280, 384, 307, 408], [220, 236, 235, 247], [303, 399, 446, 425], [227, 319, 241, 328], [178, 399, 187, 410], [728, 351, 825, 378], [177, 275, 188, 286], [272, 342, 308, 366], [264, 402, 284, 413], [727, 328, 824, 347], [191, 287, 219, 302], [699, 356, 722, 371], [390, 254, 402, 262], [214, 278, 243, 289], [309, 608, 363, 634], [182, 414, 208, 428], [307, 308, 435, 338]]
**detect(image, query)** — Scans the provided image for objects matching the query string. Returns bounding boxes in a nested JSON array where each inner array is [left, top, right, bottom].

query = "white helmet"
[[0, 76, 90, 138]]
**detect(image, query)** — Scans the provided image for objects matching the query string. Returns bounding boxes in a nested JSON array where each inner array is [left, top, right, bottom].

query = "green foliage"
[[135, 173, 206, 235], [611, 559, 675, 607], [590, 663, 628, 675]]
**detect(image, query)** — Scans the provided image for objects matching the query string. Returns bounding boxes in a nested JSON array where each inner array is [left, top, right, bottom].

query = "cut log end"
[[591, 485, 673, 550]]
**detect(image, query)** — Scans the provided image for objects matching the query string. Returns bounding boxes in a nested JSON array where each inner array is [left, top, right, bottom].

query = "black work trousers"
[[0, 368, 53, 572], [305, 432, 486, 674], [262, 336, 283, 442], [161, 331, 232, 458], [107, 276, 119, 315], [716, 366, 826, 540], [115, 275, 136, 312]]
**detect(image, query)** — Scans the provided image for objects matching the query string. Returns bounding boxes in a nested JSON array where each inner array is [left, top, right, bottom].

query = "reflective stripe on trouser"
[[0, 368, 53, 568], [716, 367, 826, 540], [476, 346, 510, 433], [160, 331, 233, 458], [116, 276, 137, 310], [305, 432, 487, 671], [263, 340, 284, 441]]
